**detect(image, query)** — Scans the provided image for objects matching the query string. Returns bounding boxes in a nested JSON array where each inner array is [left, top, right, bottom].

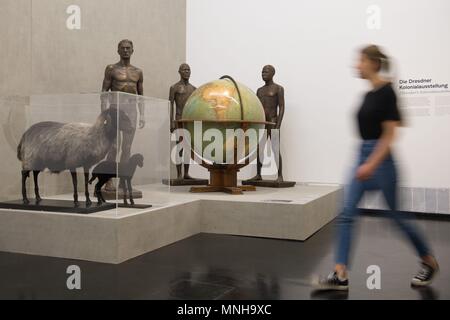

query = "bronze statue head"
[[179, 63, 191, 81], [262, 65, 275, 82], [117, 39, 134, 59]]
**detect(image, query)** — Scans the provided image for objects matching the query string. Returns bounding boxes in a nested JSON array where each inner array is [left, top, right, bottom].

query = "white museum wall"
[[186, 0, 450, 213]]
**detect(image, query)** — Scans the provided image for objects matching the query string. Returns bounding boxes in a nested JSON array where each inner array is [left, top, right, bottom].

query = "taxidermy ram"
[[17, 108, 133, 206]]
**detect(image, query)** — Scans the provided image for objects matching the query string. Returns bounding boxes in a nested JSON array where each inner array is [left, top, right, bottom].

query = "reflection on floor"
[[0, 212, 449, 300]]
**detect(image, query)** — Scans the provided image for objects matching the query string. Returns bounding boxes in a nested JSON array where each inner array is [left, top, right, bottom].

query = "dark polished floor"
[[0, 212, 449, 300]]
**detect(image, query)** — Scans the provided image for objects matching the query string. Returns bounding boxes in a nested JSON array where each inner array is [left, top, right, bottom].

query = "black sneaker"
[[312, 272, 349, 291], [411, 262, 439, 287]]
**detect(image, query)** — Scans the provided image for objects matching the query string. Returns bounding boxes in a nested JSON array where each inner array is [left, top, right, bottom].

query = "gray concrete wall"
[[1, 0, 186, 97], [0, 0, 32, 96], [0, 0, 186, 200]]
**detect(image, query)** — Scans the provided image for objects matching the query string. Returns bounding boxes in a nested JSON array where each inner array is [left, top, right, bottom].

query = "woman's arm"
[[356, 120, 399, 180]]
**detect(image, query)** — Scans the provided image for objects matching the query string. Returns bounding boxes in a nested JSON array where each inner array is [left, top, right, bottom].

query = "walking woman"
[[314, 45, 439, 291]]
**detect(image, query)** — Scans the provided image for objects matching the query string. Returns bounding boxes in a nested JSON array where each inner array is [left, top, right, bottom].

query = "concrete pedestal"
[[0, 183, 343, 264]]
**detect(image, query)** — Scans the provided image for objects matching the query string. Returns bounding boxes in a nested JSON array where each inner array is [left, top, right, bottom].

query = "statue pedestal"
[[190, 166, 256, 195], [100, 190, 154, 207], [162, 178, 209, 186], [118, 203, 152, 209], [242, 179, 296, 188], [0, 183, 343, 263], [101, 189, 143, 200]]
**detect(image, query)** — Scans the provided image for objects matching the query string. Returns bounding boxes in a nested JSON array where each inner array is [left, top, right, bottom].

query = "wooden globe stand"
[[190, 163, 255, 195], [177, 119, 273, 195]]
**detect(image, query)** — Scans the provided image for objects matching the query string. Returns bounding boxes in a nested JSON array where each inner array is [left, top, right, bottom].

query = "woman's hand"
[[356, 162, 376, 181]]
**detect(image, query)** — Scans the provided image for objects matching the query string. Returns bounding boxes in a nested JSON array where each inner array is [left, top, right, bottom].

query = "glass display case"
[[0, 92, 170, 215]]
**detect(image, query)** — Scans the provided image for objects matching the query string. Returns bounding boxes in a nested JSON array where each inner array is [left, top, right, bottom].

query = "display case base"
[[162, 178, 209, 186], [242, 179, 297, 188], [0, 199, 115, 214]]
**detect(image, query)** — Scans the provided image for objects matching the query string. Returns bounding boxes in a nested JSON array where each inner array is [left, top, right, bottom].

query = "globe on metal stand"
[[178, 76, 274, 195]]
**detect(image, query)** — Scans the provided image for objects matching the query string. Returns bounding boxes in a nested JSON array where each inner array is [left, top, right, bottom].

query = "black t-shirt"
[[357, 83, 401, 140]]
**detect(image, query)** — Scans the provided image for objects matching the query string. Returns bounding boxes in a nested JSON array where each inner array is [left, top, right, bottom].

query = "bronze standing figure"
[[164, 63, 208, 186], [101, 39, 145, 193], [244, 65, 296, 188], [170, 64, 196, 180]]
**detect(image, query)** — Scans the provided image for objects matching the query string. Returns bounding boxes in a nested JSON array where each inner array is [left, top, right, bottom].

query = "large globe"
[[182, 78, 266, 164]]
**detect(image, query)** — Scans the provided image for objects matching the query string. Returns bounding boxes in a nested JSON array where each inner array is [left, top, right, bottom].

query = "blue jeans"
[[335, 140, 431, 266]]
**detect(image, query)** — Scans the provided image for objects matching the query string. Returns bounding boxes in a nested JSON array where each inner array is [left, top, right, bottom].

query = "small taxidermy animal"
[[89, 153, 144, 205]]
